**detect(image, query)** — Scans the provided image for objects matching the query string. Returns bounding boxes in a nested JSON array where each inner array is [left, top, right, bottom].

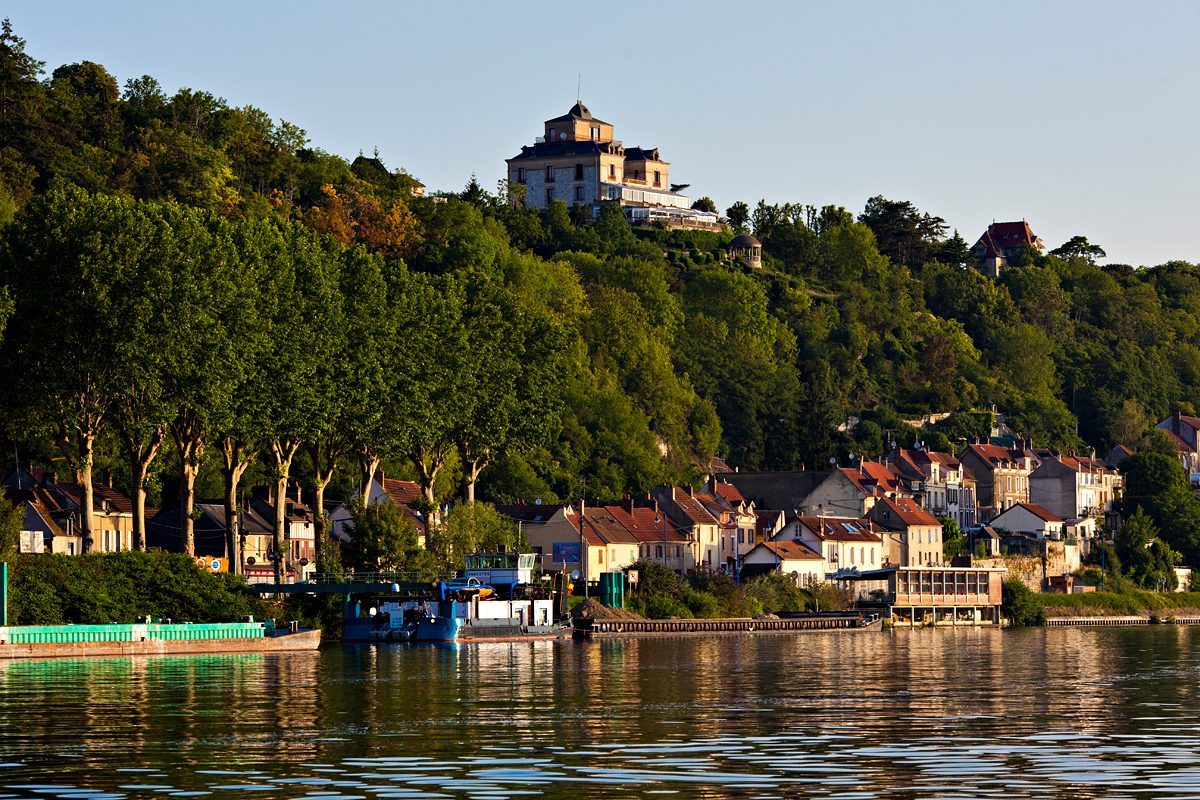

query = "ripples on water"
[[2, 627, 1200, 798]]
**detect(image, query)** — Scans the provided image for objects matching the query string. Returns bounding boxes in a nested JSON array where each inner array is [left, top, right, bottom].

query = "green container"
[[598, 572, 625, 608], [2, 622, 265, 645]]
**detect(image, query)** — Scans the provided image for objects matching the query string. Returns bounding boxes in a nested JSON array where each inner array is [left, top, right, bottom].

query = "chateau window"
[[591, 126, 600, 140], [545, 188, 553, 204], [545, 166, 555, 182], [574, 186, 584, 201], [517, 167, 526, 184], [608, 164, 615, 179], [574, 163, 584, 180], [654, 170, 661, 187]]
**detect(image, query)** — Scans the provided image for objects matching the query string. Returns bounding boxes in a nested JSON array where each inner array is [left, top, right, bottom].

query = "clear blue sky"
[[8, 1, 1199, 266]]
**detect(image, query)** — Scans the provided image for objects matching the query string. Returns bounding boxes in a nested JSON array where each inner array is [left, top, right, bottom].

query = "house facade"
[[773, 515, 885, 577], [505, 102, 721, 230], [740, 540, 825, 586], [1155, 412, 1200, 478], [869, 496, 944, 568], [652, 486, 721, 571], [959, 443, 1036, 520], [1029, 454, 1122, 534], [971, 220, 1045, 278], [990, 502, 1066, 540], [891, 448, 978, 530]]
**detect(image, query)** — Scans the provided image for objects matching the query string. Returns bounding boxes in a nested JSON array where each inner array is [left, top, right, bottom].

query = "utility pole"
[[1, 562, 7, 627]]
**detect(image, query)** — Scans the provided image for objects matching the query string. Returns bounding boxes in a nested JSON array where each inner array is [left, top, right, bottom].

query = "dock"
[[573, 613, 873, 639], [0, 622, 320, 660]]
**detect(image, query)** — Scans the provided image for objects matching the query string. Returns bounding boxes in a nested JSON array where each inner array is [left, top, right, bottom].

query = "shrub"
[[1002, 578, 1046, 626]]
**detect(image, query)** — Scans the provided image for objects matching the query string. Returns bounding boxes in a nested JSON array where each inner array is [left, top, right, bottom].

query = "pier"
[[573, 613, 871, 639]]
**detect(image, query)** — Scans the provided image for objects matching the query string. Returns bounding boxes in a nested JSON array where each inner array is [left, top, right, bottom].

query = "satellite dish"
[[570, 570, 580, 580], [534, 498, 542, 506], [558, 132, 567, 140], [247, 557, 256, 565], [829, 457, 837, 465], [299, 558, 309, 566]]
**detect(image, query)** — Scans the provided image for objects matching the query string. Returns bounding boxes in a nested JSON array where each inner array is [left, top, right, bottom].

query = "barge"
[[0, 621, 320, 660]]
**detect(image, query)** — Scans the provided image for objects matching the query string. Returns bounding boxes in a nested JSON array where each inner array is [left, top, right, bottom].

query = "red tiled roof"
[[873, 496, 940, 528], [796, 516, 882, 543], [667, 488, 720, 526], [964, 443, 1032, 468], [1012, 502, 1064, 524], [606, 506, 690, 543], [378, 476, 423, 506], [55, 482, 133, 514], [840, 462, 903, 496], [756, 540, 823, 561], [973, 221, 1043, 258], [712, 481, 745, 504]]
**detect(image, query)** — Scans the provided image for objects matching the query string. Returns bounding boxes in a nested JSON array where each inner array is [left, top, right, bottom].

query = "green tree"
[[725, 201, 750, 233], [432, 502, 524, 572], [1051, 235, 1106, 263], [691, 196, 716, 213], [342, 501, 424, 573]]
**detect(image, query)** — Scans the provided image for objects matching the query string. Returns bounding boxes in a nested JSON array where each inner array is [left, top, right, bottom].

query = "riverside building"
[[505, 101, 722, 230]]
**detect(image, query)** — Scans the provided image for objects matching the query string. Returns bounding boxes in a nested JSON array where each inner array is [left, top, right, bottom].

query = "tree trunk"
[[121, 425, 165, 552], [357, 447, 380, 500], [219, 437, 251, 575], [268, 438, 301, 584], [461, 453, 487, 505], [307, 441, 339, 573], [79, 432, 96, 554], [172, 413, 205, 558], [414, 444, 443, 508], [54, 418, 102, 554]]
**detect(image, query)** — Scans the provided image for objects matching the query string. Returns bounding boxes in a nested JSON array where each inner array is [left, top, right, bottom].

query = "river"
[[2, 627, 1200, 798]]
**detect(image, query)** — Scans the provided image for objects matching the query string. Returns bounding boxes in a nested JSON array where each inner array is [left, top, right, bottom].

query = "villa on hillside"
[[505, 101, 722, 230], [972, 220, 1045, 278]]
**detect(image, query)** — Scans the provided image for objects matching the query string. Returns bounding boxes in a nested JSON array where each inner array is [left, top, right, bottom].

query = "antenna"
[[576, 73, 581, 103]]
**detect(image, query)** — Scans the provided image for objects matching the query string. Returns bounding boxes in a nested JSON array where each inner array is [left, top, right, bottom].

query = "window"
[[598, 550, 604, 564], [591, 126, 600, 140], [545, 188, 553, 204], [547, 128, 555, 140], [574, 186, 584, 201], [608, 163, 616, 179], [574, 163, 584, 180], [653, 170, 661, 186], [517, 167, 526, 184], [655, 545, 662, 558], [545, 165, 555, 182], [675, 546, 681, 557]]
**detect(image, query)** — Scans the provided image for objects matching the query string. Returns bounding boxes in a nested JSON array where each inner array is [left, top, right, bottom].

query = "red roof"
[[606, 505, 690, 543], [840, 462, 903, 496], [378, 476, 423, 506], [964, 443, 1032, 469], [712, 481, 745, 504], [55, 482, 133, 514], [664, 488, 720, 526], [873, 496, 940, 529], [1009, 502, 1065, 524], [973, 221, 1044, 258], [756, 540, 823, 561], [796, 516, 882, 543]]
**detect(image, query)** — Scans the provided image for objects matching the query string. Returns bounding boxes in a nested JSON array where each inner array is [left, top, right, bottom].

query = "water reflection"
[[1, 629, 1200, 797]]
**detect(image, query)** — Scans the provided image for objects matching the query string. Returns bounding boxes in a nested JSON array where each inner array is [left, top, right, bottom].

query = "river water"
[[2, 627, 1200, 799]]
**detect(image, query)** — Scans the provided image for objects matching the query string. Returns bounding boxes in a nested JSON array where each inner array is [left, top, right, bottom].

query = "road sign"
[[627, 569, 639, 585]]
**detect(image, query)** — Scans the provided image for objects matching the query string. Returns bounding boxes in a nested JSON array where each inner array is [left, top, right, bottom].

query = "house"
[[772, 515, 885, 576], [147, 503, 275, 578], [330, 473, 430, 548], [4, 474, 134, 554], [869, 496, 944, 567], [697, 479, 758, 570], [755, 509, 786, 542], [971, 220, 1045, 278], [989, 502, 1066, 540], [803, 462, 906, 519], [607, 503, 694, 573], [251, 488, 317, 581], [651, 486, 722, 571], [1155, 412, 1200, 477], [890, 448, 978, 529], [714, 470, 831, 516], [575, 505, 643, 580], [740, 540, 824, 585], [1104, 444, 1134, 469], [1029, 454, 1122, 535], [959, 442, 1036, 520], [496, 503, 571, 571], [505, 101, 721, 230]]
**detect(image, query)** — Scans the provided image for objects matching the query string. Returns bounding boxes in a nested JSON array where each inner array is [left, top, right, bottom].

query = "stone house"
[[803, 462, 906, 519], [971, 220, 1045, 278], [869, 496, 944, 567]]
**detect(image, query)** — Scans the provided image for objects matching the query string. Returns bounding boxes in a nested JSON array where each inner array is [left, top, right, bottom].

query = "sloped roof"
[[873, 496, 940, 529], [52, 482, 133, 515], [752, 540, 824, 561], [663, 488, 720, 526], [495, 503, 566, 524], [378, 476, 423, 506], [712, 481, 746, 504], [796, 516, 882, 543], [543, 101, 609, 125], [839, 462, 903, 496], [998, 502, 1065, 525], [972, 221, 1044, 258], [565, 506, 642, 546], [606, 505, 689, 544], [963, 443, 1032, 469]]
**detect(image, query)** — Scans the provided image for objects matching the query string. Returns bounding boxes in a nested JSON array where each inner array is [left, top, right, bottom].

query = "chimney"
[[628, 497, 635, 515]]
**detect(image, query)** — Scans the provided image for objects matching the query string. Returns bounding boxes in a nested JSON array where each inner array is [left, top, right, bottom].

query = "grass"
[[1036, 590, 1200, 617]]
